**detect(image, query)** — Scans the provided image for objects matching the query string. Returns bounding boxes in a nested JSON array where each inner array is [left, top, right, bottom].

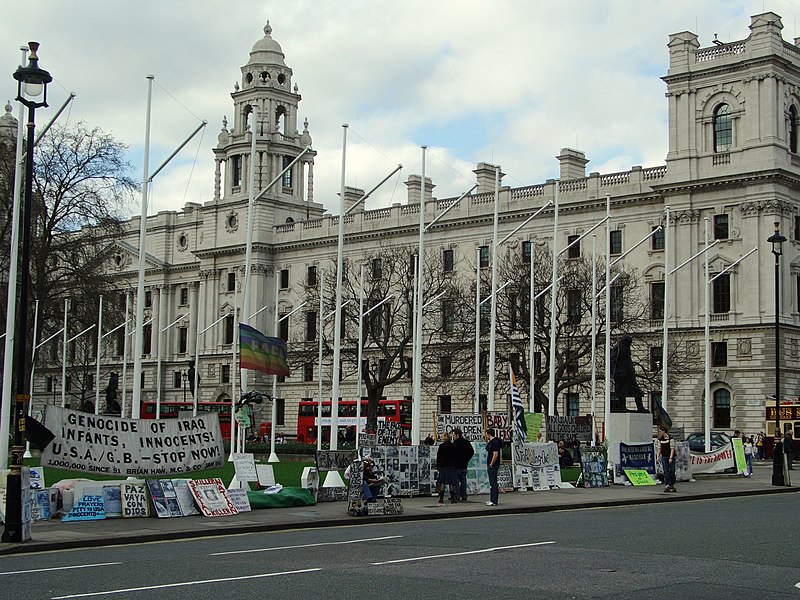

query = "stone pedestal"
[[606, 413, 653, 484]]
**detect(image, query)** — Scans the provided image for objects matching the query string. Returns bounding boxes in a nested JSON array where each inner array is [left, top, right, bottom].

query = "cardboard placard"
[[189, 478, 238, 517], [227, 488, 252, 512], [120, 482, 150, 518], [232, 453, 259, 482], [62, 495, 106, 522], [624, 469, 656, 486]]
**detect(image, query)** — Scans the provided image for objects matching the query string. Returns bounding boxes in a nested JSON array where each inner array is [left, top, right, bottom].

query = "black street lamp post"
[[183, 371, 187, 404], [767, 221, 787, 487], [3, 42, 52, 543]]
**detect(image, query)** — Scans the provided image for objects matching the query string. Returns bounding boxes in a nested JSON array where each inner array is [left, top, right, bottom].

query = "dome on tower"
[[248, 21, 287, 67], [0, 102, 18, 146]]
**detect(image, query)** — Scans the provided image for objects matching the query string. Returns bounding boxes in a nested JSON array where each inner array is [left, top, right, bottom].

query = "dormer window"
[[713, 104, 732, 152]]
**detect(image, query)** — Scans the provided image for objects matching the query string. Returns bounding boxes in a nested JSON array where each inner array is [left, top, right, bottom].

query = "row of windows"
[[713, 102, 799, 154], [229, 154, 295, 189]]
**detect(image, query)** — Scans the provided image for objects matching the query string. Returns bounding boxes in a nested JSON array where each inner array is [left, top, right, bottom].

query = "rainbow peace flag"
[[239, 323, 289, 376]]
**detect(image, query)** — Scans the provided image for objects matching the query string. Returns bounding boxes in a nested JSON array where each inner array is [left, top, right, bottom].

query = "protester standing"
[[485, 427, 502, 506], [755, 431, 765, 460], [452, 428, 474, 502], [784, 431, 795, 470], [435, 432, 459, 505], [656, 428, 676, 492]]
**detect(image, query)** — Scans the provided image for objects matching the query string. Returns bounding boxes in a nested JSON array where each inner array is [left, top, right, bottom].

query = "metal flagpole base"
[[268, 452, 280, 463]]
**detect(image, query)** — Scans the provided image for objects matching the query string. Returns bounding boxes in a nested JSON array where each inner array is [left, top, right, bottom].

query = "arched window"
[[713, 104, 732, 153], [713, 388, 731, 428], [789, 105, 798, 154]]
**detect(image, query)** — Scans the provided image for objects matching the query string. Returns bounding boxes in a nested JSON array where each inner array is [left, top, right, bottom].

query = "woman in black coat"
[[436, 432, 459, 505]]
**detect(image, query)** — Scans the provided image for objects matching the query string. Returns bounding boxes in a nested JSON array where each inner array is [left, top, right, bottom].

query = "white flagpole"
[[269, 279, 281, 462], [94, 296, 103, 415], [704, 217, 711, 453], [528, 243, 535, 413], [474, 249, 481, 412], [330, 124, 348, 451], [356, 265, 365, 449], [192, 284, 205, 418], [488, 166, 501, 411], [132, 75, 154, 421], [317, 268, 325, 451], [155, 290, 164, 419], [412, 147, 426, 443], [24, 299, 39, 458], [590, 236, 598, 446], [604, 194, 612, 439], [241, 106, 259, 399], [661, 206, 671, 410], [122, 292, 130, 417], [229, 281, 239, 459], [547, 182, 561, 416], [61, 298, 69, 408]]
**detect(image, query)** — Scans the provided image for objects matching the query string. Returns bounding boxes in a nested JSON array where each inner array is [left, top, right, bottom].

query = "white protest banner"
[[690, 443, 735, 474], [232, 453, 258, 482], [40, 406, 224, 477], [120, 482, 150, 518], [513, 442, 558, 469], [189, 478, 238, 517], [485, 411, 513, 443], [227, 487, 252, 512], [256, 464, 276, 487], [545, 415, 592, 442], [376, 421, 401, 445], [435, 413, 484, 442]]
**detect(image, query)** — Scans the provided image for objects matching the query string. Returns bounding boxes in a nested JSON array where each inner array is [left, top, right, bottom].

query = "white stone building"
[[30, 12, 800, 441]]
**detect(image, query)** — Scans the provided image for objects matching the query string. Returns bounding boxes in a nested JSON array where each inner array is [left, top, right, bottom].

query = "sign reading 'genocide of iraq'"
[[40, 406, 225, 476]]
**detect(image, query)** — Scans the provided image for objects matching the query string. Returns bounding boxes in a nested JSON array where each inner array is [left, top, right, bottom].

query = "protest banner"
[[689, 443, 735, 474], [731, 438, 747, 475], [513, 442, 558, 469], [674, 441, 691, 482], [376, 421, 401, 446], [435, 413, 485, 442], [315, 450, 358, 472], [232, 453, 259, 482], [227, 488, 252, 512], [580, 446, 608, 488], [189, 478, 238, 517], [40, 406, 224, 476], [524, 413, 543, 443], [545, 415, 592, 443], [120, 482, 150, 518], [484, 411, 513, 443], [615, 442, 656, 484], [624, 469, 656, 486], [61, 495, 105, 522]]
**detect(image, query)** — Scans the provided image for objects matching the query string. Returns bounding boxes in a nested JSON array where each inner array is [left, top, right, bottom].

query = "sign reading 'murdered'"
[[40, 406, 224, 476]]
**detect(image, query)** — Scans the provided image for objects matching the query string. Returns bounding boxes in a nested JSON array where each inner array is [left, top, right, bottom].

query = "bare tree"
[[290, 242, 474, 431], [0, 122, 138, 407]]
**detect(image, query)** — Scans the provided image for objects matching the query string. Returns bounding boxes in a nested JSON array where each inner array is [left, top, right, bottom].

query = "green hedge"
[[223, 441, 317, 456]]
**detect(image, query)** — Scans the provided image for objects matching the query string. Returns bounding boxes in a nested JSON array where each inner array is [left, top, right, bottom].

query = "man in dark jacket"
[[452, 428, 475, 502]]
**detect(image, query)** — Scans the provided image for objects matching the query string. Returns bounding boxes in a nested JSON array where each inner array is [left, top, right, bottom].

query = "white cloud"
[[3, 0, 797, 217]]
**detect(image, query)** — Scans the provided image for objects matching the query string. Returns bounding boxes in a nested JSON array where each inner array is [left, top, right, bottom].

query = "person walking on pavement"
[[485, 427, 502, 506], [656, 428, 677, 492], [435, 432, 459, 505], [755, 431, 765, 460], [452, 428, 474, 502], [784, 431, 795, 470]]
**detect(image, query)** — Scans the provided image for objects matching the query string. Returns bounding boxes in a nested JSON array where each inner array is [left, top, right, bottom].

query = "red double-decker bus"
[[297, 399, 412, 444], [140, 400, 233, 441]]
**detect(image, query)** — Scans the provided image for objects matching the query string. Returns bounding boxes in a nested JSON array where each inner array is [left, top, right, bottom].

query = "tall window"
[[282, 156, 293, 189], [442, 299, 455, 334], [275, 398, 285, 426], [712, 273, 731, 313], [610, 285, 624, 323], [232, 155, 242, 187], [440, 356, 451, 377], [173, 371, 182, 389], [443, 249, 454, 273], [279, 315, 289, 341], [307, 265, 317, 287], [143, 323, 152, 355], [566, 392, 579, 417], [438, 395, 452, 414], [372, 258, 382, 279], [522, 241, 532, 264], [712, 341, 728, 367], [649, 346, 663, 371], [713, 214, 729, 240], [303, 363, 314, 382], [789, 105, 798, 154], [179, 287, 189, 305], [650, 282, 664, 320], [479, 246, 489, 269], [279, 269, 289, 289], [567, 288, 581, 324], [713, 388, 731, 428], [221, 365, 230, 383], [116, 328, 125, 356], [567, 234, 580, 259], [144, 290, 152, 308], [224, 315, 234, 344], [305, 311, 317, 341], [651, 226, 665, 251], [713, 104, 732, 152], [609, 230, 623, 255], [177, 327, 188, 354], [794, 216, 800, 242], [227, 272, 236, 292], [480, 302, 490, 334]]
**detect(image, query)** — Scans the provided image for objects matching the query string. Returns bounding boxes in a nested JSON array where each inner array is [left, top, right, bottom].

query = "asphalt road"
[[1, 494, 798, 599]]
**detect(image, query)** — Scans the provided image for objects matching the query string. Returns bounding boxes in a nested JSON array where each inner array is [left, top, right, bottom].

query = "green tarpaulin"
[[246, 487, 316, 509]]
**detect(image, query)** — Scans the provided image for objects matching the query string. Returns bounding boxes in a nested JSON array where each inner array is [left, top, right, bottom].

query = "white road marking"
[[50, 568, 321, 599], [0, 562, 122, 576], [371, 541, 555, 565], [210, 534, 404, 556]]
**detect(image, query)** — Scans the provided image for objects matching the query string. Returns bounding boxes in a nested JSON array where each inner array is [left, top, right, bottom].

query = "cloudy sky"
[[2, 0, 799, 217]]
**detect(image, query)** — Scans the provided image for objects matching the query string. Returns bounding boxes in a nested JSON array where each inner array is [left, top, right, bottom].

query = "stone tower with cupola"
[[212, 21, 323, 227]]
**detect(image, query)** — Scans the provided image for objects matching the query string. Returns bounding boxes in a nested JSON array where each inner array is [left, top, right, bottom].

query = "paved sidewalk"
[[0, 462, 794, 556]]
